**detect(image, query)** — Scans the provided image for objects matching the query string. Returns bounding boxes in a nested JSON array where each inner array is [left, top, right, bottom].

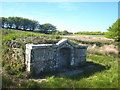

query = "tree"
[[52, 30, 61, 35], [29, 20, 39, 31], [13, 17, 23, 30], [1, 17, 56, 32], [39, 23, 56, 32], [62, 30, 69, 35], [106, 19, 120, 41], [7, 17, 14, 29], [1, 17, 7, 28], [21, 18, 30, 30]]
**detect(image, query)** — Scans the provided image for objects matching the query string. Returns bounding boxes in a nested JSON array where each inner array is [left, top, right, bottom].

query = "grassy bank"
[[2, 29, 119, 88], [2, 29, 61, 79]]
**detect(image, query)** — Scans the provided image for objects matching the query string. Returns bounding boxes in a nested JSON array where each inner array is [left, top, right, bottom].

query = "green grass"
[[42, 55, 118, 88], [2, 28, 118, 88], [2, 29, 60, 43], [18, 55, 118, 88], [73, 34, 106, 37], [2, 29, 61, 52]]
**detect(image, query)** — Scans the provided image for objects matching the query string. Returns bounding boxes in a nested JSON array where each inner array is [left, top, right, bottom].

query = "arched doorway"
[[58, 48, 71, 69]]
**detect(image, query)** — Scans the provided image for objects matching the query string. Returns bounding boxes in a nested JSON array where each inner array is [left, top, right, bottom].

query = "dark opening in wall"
[[59, 48, 71, 69]]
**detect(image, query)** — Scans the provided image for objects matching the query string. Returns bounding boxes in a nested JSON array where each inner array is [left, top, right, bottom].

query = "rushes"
[[87, 44, 118, 57], [99, 45, 118, 56]]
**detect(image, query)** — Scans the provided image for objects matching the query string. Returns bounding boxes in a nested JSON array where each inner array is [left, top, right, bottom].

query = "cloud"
[[58, 2, 80, 11]]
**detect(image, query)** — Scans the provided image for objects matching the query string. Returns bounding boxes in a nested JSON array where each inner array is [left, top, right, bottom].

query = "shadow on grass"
[[64, 61, 110, 80], [31, 61, 110, 80]]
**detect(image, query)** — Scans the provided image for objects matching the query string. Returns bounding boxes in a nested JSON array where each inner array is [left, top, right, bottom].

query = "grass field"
[[2, 29, 119, 88]]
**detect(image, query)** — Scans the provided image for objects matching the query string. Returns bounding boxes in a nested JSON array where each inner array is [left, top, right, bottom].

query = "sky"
[[1, 1, 118, 32]]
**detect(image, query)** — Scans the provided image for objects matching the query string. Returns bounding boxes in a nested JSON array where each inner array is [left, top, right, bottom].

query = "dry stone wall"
[[26, 39, 87, 75]]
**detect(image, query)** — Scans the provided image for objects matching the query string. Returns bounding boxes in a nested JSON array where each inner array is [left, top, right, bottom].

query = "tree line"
[[0, 17, 56, 32], [1, 17, 119, 41], [52, 30, 73, 35]]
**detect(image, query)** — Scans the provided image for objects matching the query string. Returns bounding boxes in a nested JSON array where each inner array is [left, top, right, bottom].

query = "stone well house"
[[26, 39, 87, 75]]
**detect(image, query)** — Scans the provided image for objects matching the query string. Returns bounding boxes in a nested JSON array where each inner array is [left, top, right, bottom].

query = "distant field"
[[73, 34, 106, 37], [62, 35, 114, 43]]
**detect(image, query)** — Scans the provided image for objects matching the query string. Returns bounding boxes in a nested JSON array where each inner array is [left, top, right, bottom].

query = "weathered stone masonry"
[[26, 39, 88, 75]]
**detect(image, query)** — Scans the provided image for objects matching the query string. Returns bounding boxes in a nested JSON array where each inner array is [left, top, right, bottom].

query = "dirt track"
[[62, 35, 114, 42]]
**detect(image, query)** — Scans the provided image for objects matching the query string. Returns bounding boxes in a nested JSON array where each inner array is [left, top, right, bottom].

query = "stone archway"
[[58, 48, 71, 69]]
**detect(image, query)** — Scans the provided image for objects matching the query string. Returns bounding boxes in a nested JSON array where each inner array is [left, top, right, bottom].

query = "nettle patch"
[[2, 35, 60, 77]]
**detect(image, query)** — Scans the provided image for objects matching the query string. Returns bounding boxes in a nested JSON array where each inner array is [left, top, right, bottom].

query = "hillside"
[[2, 29, 119, 88]]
